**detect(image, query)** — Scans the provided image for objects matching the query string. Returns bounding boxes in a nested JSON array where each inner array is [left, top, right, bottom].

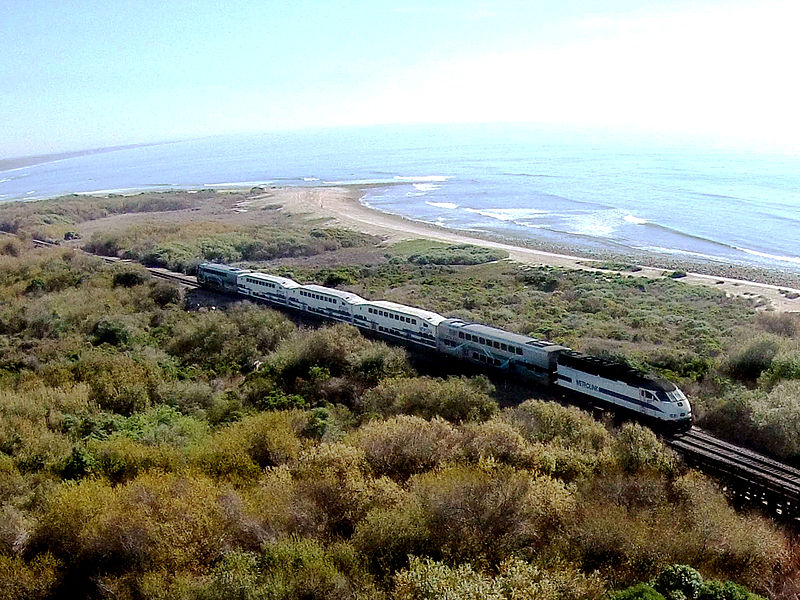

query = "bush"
[[505, 400, 610, 452], [408, 244, 508, 266], [612, 423, 677, 475], [363, 376, 497, 423], [394, 556, 604, 600], [749, 380, 800, 459], [91, 318, 131, 347], [653, 564, 704, 600], [0, 554, 61, 600], [150, 281, 181, 307], [113, 269, 149, 287], [459, 418, 532, 466], [409, 464, 575, 563], [259, 539, 379, 600], [347, 415, 460, 479], [608, 583, 667, 600], [727, 338, 779, 382]]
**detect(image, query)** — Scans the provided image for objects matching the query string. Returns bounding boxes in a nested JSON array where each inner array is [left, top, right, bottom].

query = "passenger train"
[[197, 262, 693, 432]]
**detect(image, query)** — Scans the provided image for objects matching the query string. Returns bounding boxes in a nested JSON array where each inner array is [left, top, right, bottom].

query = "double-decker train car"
[[238, 272, 300, 305], [436, 319, 566, 384], [196, 262, 693, 432], [291, 284, 366, 323], [356, 300, 444, 349]]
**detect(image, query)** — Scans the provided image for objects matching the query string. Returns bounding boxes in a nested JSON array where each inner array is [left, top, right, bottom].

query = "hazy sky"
[[2, 0, 798, 157]]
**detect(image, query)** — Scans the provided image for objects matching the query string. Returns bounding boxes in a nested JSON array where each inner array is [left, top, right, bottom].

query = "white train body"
[[555, 351, 692, 429], [239, 272, 300, 305], [292, 284, 366, 322], [196, 263, 693, 431], [355, 300, 444, 349]]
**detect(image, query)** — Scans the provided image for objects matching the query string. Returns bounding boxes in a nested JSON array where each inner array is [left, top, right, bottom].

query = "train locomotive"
[[197, 262, 693, 432]]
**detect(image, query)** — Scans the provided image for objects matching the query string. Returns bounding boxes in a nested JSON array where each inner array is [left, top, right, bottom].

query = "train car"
[[194, 262, 694, 432], [555, 350, 693, 431], [436, 319, 567, 384], [355, 300, 445, 348], [197, 263, 251, 293], [238, 272, 300, 305], [291, 284, 367, 323]]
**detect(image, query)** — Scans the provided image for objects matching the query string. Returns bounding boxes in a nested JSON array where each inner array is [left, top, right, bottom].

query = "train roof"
[[558, 350, 677, 392], [367, 300, 446, 324], [244, 272, 300, 288], [199, 262, 251, 275], [301, 284, 367, 304], [442, 319, 567, 351]]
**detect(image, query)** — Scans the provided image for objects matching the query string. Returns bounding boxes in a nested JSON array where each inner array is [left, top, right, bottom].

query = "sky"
[[1, 0, 799, 157]]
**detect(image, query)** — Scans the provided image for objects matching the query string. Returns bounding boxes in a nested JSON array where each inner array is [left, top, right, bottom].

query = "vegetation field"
[[1, 191, 799, 599]]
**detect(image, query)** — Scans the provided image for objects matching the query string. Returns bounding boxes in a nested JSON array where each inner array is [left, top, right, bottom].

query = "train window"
[[493, 341, 500, 349], [412, 319, 417, 325], [479, 338, 486, 345], [472, 352, 479, 359], [501, 343, 508, 351], [516, 347, 523, 355], [458, 332, 464, 339]]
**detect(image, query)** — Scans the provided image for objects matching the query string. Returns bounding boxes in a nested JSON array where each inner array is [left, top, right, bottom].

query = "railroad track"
[[29, 238, 199, 288], [668, 427, 800, 517], [20, 234, 800, 518]]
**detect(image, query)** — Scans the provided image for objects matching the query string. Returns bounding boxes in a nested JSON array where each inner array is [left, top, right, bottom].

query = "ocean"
[[2, 124, 799, 272]]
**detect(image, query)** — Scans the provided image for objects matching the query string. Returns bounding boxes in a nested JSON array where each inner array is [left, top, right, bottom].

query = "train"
[[197, 262, 693, 432]]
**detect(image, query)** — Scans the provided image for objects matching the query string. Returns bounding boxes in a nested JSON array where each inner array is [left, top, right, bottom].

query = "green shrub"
[[0, 554, 61, 600], [612, 423, 677, 475], [409, 464, 575, 563], [150, 281, 181, 307], [91, 318, 131, 347], [112, 269, 149, 287], [394, 556, 604, 600], [608, 583, 667, 600], [726, 338, 779, 382], [362, 376, 497, 422], [505, 400, 610, 452], [347, 415, 460, 479], [653, 565, 704, 600]]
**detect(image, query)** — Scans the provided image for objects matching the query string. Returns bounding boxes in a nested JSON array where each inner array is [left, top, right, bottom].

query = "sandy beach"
[[238, 185, 800, 313]]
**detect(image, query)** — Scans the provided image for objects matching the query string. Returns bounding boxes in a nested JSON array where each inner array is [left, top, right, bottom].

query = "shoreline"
[[239, 185, 800, 312], [13, 183, 800, 312]]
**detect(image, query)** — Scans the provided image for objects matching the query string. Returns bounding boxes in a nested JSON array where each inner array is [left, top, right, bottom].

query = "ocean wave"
[[464, 207, 548, 222], [393, 175, 451, 182], [0, 177, 11, 183], [734, 246, 800, 265], [413, 183, 440, 193], [624, 214, 648, 225], [303, 177, 320, 181], [502, 172, 561, 178], [636, 245, 729, 262], [203, 181, 272, 187], [426, 201, 459, 209]]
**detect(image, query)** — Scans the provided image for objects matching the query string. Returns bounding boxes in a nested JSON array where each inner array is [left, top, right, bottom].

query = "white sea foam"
[[624, 214, 647, 225], [735, 246, 800, 265], [638, 245, 726, 262], [0, 178, 11, 183], [413, 183, 440, 193], [303, 177, 320, 181], [464, 207, 548, 222], [426, 201, 459, 209]]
